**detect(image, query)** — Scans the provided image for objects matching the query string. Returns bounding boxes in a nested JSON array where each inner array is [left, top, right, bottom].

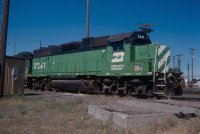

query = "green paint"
[[28, 44, 170, 77]]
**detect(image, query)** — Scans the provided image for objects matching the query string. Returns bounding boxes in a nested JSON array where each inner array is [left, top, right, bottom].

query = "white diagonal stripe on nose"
[[158, 46, 166, 56], [162, 64, 170, 73], [158, 51, 170, 69]]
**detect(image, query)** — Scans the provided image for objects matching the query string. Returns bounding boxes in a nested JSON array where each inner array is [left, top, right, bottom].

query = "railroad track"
[[170, 96, 200, 101], [166, 88, 200, 101], [25, 88, 200, 102], [183, 88, 200, 94]]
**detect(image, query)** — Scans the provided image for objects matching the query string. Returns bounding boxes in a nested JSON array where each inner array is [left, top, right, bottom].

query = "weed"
[[74, 119, 88, 129], [165, 118, 178, 128], [186, 118, 200, 134], [0, 96, 24, 106], [1, 95, 200, 134], [44, 98, 84, 113], [17, 104, 28, 115], [100, 121, 109, 129]]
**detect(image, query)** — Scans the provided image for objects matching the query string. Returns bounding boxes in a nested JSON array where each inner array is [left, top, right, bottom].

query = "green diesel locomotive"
[[24, 28, 183, 96]]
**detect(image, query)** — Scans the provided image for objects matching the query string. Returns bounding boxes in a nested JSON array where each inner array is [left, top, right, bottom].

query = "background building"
[[3, 56, 25, 95]]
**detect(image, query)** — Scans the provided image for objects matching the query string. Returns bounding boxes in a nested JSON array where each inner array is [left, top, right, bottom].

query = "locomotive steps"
[[88, 99, 199, 128]]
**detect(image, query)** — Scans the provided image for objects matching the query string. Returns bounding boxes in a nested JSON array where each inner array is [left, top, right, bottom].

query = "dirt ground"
[[0, 89, 200, 134]]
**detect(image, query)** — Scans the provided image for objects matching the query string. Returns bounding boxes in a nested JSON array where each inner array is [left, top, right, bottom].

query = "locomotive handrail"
[[153, 45, 158, 83], [164, 61, 167, 83]]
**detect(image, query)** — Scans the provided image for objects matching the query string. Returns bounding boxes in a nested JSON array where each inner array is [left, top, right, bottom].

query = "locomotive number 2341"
[[34, 62, 46, 70]]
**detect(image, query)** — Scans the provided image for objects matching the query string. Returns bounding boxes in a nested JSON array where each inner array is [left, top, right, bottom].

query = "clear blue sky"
[[0, 0, 200, 78]]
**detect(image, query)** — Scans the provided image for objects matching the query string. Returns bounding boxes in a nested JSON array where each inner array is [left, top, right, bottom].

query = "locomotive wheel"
[[32, 81, 38, 90], [101, 80, 117, 95], [174, 86, 183, 96], [167, 87, 175, 96], [117, 88, 126, 96], [44, 82, 51, 91], [90, 80, 101, 94]]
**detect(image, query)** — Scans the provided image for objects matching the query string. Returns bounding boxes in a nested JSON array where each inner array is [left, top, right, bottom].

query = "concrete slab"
[[88, 104, 174, 128], [88, 105, 113, 122], [112, 112, 128, 128], [88, 99, 199, 128], [112, 112, 173, 128]]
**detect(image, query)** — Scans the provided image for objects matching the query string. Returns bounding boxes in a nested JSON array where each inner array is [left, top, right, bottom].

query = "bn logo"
[[111, 52, 125, 63]]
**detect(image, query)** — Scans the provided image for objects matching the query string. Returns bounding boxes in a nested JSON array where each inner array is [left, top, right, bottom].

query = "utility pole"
[[169, 56, 175, 69], [86, 0, 90, 38], [187, 63, 190, 81], [176, 54, 183, 71], [173, 56, 175, 69], [190, 48, 195, 83], [0, 0, 10, 97]]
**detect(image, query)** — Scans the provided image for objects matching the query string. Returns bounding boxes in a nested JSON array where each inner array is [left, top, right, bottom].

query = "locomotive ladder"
[[153, 45, 167, 96]]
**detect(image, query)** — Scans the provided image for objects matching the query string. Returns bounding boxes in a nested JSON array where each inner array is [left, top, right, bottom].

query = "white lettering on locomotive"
[[111, 64, 124, 70], [34, 62, 46, 70]]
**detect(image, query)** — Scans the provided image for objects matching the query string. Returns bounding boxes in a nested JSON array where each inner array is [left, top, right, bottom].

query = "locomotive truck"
[[23, 28, 183, 96]]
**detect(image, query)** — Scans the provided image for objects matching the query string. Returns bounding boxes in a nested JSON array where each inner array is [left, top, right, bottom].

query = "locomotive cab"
[[131, 31, 151, 46], [107, 29, 152, 51]]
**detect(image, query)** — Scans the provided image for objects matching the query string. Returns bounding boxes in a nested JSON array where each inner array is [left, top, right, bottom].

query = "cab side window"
[[110, 42, 124, 51]]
